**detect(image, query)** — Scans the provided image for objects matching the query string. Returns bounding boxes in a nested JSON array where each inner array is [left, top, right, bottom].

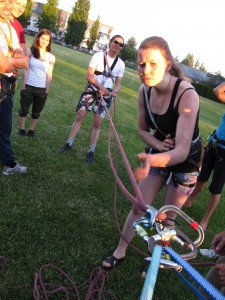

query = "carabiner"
[[158, 205, 204, 247]]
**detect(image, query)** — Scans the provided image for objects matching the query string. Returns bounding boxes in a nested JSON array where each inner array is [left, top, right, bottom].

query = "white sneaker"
[[3, 162, 27, 176], [199, 248, 219, 259]]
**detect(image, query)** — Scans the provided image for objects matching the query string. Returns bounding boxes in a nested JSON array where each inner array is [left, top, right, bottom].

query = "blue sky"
[[39, 0, 225, 76]]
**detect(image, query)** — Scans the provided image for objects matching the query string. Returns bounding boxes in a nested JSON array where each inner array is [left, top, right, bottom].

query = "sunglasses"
[[113, 40, 124, 48]]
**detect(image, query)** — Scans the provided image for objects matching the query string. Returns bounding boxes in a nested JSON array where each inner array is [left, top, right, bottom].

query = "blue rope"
[[164, 247, 225, 300], [174, 270, 207, 300], [140, 244, 162, 300]]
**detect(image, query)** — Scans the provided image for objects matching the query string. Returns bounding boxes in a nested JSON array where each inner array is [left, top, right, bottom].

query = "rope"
[[164, 247, 225, 300], [103, 95, 147, 212], [174, 270, 208, 300], [108, 100, 149, 258], [33, 264, 117, 300], [140, 244, 162, 300]]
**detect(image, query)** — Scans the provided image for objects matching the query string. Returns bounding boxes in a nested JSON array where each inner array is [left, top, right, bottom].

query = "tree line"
[[20, 0, 224, 88]]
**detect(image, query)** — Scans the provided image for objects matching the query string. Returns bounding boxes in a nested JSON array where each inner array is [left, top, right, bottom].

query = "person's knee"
[[19, 108, 28, 117], [209, 184, 223, 194], [31, 112, 40, 119], [75, 112, 86, 123], [92, 117, 103, 129], [92, 122, 101, 130]]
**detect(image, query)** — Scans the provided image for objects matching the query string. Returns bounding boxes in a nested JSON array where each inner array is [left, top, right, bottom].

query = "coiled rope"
[[33, 264, 117, 300]]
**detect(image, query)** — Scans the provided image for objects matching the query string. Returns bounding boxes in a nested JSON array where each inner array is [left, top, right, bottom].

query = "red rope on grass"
[[33, 264, 117, 300]]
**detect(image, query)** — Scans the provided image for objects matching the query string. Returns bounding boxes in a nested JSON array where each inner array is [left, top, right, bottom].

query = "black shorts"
[[198, 142, 225, 194], [19, 84, 48, 119]]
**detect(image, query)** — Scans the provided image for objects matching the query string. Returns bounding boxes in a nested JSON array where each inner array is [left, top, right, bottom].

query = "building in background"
[[180, 63, 208, 83], [83, 19, 113, 51], [25, 2, 113, 52], [25, 2, 42, 35]]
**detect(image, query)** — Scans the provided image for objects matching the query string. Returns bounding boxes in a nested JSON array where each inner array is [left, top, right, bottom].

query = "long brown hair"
[[138, 36, 187, 80], [31, 29, 52, 59]]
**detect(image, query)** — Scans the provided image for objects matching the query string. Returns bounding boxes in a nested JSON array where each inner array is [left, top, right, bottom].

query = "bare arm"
[[22, 65, 29, 89], [0, 48, 16, 73], [9, 56, 28, 69], [21, 48, 31, 89], [213, 82, 225, 103], [20, 43, 28, 56], [112, 76, 122, 97], [45, 55, 56, 93]]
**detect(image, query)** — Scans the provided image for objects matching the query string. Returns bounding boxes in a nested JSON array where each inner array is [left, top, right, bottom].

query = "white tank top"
[[26, 52, 52, 88]]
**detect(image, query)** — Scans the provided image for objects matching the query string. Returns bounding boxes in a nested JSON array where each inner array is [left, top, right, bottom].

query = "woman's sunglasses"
[[113, 40, 124, 48]]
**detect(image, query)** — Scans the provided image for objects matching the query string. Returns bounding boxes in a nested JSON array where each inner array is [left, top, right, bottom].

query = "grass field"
[[0, 34, 225, 299]]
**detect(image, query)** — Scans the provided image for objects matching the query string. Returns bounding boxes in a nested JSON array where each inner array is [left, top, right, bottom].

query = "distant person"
[[59, 35, 125, 164], [18, 29, 56, 137], [10, 0, 28, 54], [185, 82, 225, 231], [0, 0, 28, 175], [199, 230, 225, 297], [102, 36, 202, 271]]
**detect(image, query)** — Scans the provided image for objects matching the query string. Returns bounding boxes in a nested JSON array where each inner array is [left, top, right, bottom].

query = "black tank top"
[[144, 78, 202, 172]]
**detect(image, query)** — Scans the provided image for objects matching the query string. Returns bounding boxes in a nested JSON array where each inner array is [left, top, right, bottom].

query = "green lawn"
[[0, 35, 225, 299]]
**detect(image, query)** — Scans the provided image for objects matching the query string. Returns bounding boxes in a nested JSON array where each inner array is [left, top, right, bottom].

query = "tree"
[[181, 53, 194, 67], [120, 47, 137, 63], [126, 36, 137, 49], [18, 0, 33, 27], [205, 72, 225, 89], [194, 58, 200, 69], [37, 0, 59, 32], [53, 9, 69, 41], [120, 36, 138, 63], [199, 63, 207, 73], [87, 16, 100, 50], [64, 0, 90, 47]]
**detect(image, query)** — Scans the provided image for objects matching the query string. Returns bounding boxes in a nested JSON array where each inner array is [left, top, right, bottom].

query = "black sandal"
[[140, 264, 149, 279], [102, 255, 125, 270]]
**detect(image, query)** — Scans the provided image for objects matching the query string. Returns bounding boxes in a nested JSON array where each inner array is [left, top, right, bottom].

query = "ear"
[[166, 62, 172, 72]]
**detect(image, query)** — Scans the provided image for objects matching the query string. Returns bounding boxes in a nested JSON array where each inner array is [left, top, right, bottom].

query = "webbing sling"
[[0, 20, 14, 56], [94, 52, 118, 76]]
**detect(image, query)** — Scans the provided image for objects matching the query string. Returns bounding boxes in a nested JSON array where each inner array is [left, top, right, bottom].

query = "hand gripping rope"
[[99, 96, 225, 300]]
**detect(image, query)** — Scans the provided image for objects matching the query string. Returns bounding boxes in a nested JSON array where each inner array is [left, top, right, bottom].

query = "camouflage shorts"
[[150, 167, 199, 195], [76, 82, 113, 119]]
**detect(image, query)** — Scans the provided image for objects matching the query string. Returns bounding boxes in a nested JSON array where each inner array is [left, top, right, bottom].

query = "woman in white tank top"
[[18, 29, 56, 137]]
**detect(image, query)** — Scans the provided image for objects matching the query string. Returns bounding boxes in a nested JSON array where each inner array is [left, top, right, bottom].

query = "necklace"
[[156, 75, 171, 125]]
